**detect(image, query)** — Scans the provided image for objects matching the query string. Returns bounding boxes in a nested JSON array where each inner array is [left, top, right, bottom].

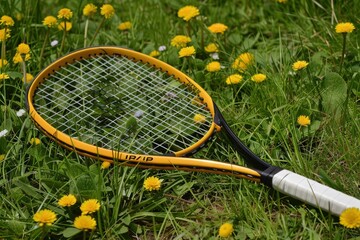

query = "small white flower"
[[16, 109, 26, 117], [166, 92, 177, 98], [134, 110, 144, 118], [161, 92, 177, 102], [158, 45, 166, 52], [288, 71, 296, 76], [210, 53, 219, 60], [50, 40, 59, 47], [0, 129, 9, 138]]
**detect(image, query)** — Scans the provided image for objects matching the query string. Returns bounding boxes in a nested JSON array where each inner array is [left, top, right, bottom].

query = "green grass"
[[1, 0, 360, 239]]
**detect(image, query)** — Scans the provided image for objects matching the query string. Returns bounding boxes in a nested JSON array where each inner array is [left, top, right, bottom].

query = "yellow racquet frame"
[[26, 46, 261, 182]]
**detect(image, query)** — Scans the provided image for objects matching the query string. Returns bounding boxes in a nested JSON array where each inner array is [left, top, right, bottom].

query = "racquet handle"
[[272, 170, 360, 216]]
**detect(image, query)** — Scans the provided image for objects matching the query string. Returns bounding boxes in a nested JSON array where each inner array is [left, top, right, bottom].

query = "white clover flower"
[[166, 92, 177, 98], [0, 129, 9, 138], [210, 52, 219, 60], [134, 110, 144, 118], [288, 71, 296, 76], [16, 109, 26, 117], [158, 45, 166, 52], [51, 40, 59, 47]]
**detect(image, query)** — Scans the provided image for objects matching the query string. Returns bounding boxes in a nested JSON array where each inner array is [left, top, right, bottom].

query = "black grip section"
[[213, 103, 272, 171], [260, 166, 283, 187]]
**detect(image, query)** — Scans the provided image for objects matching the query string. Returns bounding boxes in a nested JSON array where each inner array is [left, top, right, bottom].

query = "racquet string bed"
[[33, 55, 212, 155]]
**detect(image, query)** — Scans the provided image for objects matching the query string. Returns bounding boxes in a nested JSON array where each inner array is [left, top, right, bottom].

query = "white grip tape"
[[272, 170, 360, 216]]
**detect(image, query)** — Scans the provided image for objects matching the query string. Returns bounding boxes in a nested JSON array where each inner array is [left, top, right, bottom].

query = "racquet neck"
[[213, 103, 272, 171]]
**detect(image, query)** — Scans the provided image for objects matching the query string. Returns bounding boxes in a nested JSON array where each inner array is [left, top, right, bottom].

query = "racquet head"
[[27, 47, 220, 160]]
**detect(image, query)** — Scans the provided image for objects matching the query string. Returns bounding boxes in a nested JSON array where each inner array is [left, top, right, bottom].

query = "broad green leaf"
[[320, 72, 347, 121], [5, 220, 26, 235], [6, 71, 23, 79], [122, 214, 132, 226], [62, 227, 81, 238], [228, 32, 243, 45], [0, 118, 12, 131], [242, 32, 260, 50], [63, 160, 89, 179], [142, 43, 156, 54], [118, 225, 129, 234], [75, 174, 97, 199]]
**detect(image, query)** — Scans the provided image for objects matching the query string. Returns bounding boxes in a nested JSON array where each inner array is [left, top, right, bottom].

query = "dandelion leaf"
[[74, 174, 97, 199], [6, 71, 23, 79], [4, 220, 26, 236], [320, 72, 347, 121], [228, 32, 243, 45], [62, 227, 81, 238], [62, 160, 89, 179]]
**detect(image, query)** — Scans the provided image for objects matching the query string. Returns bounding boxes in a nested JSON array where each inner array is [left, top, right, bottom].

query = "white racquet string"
[[33, 55, 212, 155]]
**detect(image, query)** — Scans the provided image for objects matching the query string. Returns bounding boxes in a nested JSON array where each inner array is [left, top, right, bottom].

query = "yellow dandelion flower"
[[232, 52, 254, 72], [58, 21, 72, 31], [23, 73, 34, 83], [83, 3, 97, 17], [57, 8, 73, 20], [74, 215, 96, 231], [277, 0, 287, 3], [340, 208, 360, 229], [101, 161, 111, 169], [0, 15, 15, 27], [292, 60, 309, 71], [149, 50, 160, 58], [193, 114, 206, 124], [251, 73, 267, 83], [58, 194, 77, 207], [191, 96, 203, 106], [15, 12, 23, 21], [219, 222, 234, 238], [29, 137, 41, 145], [0, 154, 5, 161], [144, 176, 161, 191], [13, 52, 30, 64], [226, 74, 243, 85], [80, 199, 100, 215], [0, 73, 10, 81], [171, 35, 191, 48], [177, 5, 200, 21], [297, 115, 311, 127], [292, 60, 308, 71], [0, 59, 8, 68], [33, 209, 57, 227], [17, 43, 30, 54], [178, 46, 196, 58], [42, 16, 57, 28], [0, 28, 11, 41], [100, 4, 115, 19], [335, 22, 355, 34], [206, 61, 221, 72], [205, 43, 219, 53], [118, 21, 132, 31], [208, 23, 228, 34]]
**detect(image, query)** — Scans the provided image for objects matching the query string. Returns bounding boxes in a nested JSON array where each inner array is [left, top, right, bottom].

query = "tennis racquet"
[[26, 46, 360, 216]]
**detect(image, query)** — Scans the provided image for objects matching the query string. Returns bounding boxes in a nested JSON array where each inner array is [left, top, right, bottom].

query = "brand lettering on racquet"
[[125, 154, 153, 162]]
